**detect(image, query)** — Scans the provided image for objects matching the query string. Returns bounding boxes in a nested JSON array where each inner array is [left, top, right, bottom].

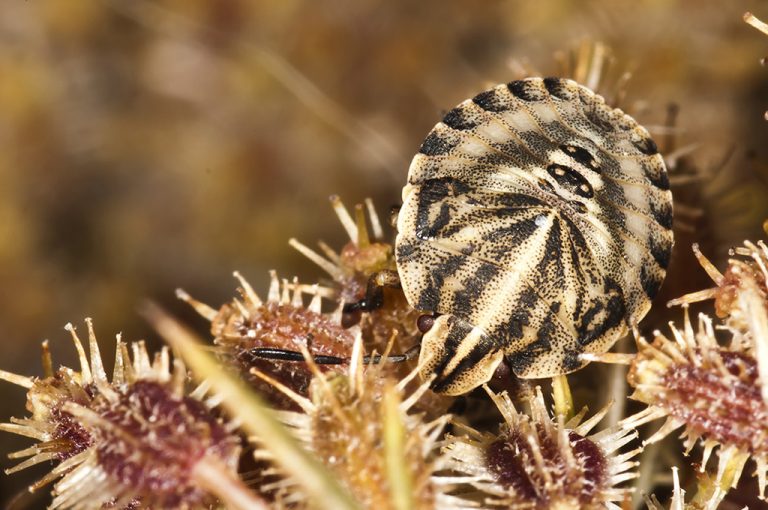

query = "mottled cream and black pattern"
[[395, 77, 673, 395]]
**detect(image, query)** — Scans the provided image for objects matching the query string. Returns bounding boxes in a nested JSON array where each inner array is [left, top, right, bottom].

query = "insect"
[[394, 77, 673, 395]]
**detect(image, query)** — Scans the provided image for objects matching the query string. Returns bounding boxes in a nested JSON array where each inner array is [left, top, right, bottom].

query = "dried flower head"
[[179, 271, 355, 410], [290, 196, 392, 303], [289, 196, 422, 353], [622, 308, 768, 503], [0, 319, 246, 509], [440, 386, 640, 509], [669, 241, 768, 324], [248, 334, 470, 510], [668, 240, 768, 405]]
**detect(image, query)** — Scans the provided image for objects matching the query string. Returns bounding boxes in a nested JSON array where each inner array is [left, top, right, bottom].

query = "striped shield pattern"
[[395, 77, 673, 395]]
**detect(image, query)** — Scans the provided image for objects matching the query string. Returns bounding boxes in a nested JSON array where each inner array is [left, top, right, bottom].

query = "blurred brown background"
[[1, 0, 767, 504]]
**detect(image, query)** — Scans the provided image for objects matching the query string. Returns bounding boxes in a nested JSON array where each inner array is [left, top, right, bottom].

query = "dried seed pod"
[[623, 308, 768, 503], [669, 241, 768, 326], [248, 336, 472, 510], [290, 196, 393, 303], [440, 386, 640, 509], [290, 196, 422, 353], [179, 271, 355, 410], [0, 320, 247, 510]]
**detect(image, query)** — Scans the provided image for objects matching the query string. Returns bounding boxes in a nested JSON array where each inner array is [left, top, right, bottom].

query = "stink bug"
[[394, 77, 673, 395], [254, 77, 673, 396]]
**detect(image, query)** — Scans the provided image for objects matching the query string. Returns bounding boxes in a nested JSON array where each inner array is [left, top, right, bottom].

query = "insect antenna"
[[247, 344, 420, 366]]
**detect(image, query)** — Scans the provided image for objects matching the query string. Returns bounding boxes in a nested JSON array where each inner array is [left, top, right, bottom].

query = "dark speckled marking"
[[507, 349, 535, 373], [528, 313, 556, 354], [569, 201, 588, 214], [538, 179, 557, 194], [451, 262, 499, 316], [562, 350, 582, 371], [633, 137, 659, 156], [648, 236, 671, 269], [507, 80, 537, 101], [640, 265, 662, 299], [416, 253, 465, 311], [496, 192, 547, 209], [646, 167, 670, 190], [561, 144, 601, 173], [473, 90, 507, 112], [650, 201, 673, 229], [576, 278, 626, 346], [483, 215, 539, 251], [584, 109, 615, 133], [547, 164, 594, 199], [396, 242, 417, 261], [543, 77, 572, 100], [443, 107, 477, 131], [419, 132, 456, 156], [432, 338, 498, 393], [431, 317, 470, 376]]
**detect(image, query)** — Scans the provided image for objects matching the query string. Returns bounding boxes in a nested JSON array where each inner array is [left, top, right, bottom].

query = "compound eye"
[[417, 314, 436, 334]]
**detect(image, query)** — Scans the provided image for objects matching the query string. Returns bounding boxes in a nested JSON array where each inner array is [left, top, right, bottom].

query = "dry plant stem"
[[745, 12, 768, 35], [607, 335, 629, 428], [606, 362, 627, 429], [193, 457, 270, 510], [0, 370, 33, 389], [142, 303, 361, 510], [383, 385, 413, 510], [632, 440, 661, 510], [551, 374, 574, 421]]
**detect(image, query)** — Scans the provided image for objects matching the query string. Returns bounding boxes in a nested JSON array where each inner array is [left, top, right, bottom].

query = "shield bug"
[[395, 77, 673, 395]]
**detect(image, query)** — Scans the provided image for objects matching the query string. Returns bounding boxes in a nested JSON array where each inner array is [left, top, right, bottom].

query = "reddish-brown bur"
[[222, 302, 354, 357], [336, 239, 422, 353], [713, 263, 768, 318], [214, 301, 354, 409], [305, 372, 440, 510], [27, 373, 96, 461], [661, 353, 767, 455], [568, 431, 607, 502], [340, 241, 391, 273], [486, 434, 538, 500], [102, 498, 141, 509], [51, 406, 93, 461], [338, 241, 392, 301], [93, 381, 239, 508], [486, 429, 608, 504]]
